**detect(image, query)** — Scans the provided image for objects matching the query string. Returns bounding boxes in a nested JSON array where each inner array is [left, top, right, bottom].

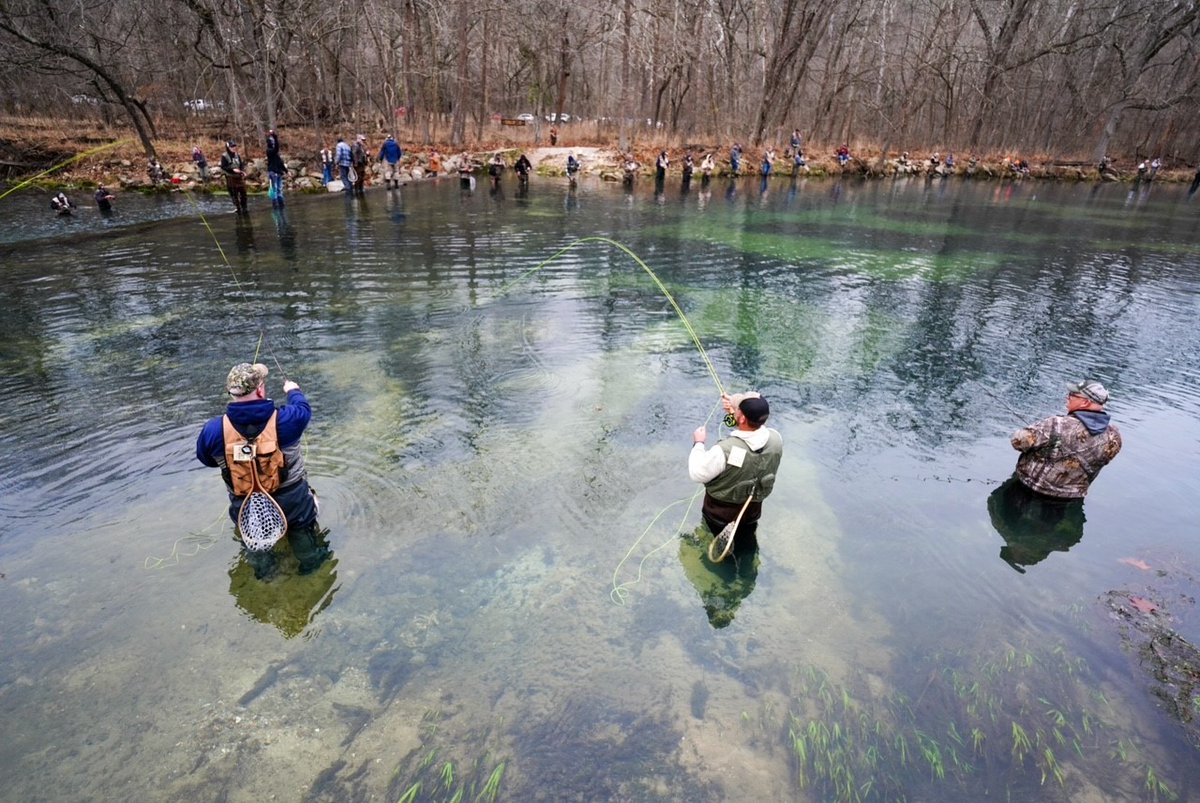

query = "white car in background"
[[184, 99, 225, 112]]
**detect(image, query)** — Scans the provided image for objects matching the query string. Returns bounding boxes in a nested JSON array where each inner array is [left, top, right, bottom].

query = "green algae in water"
[[774, 642, 1180, 802], [671, 220, 1006, 282], [309, 709, 513, 803], [577, 278, 908, 389]]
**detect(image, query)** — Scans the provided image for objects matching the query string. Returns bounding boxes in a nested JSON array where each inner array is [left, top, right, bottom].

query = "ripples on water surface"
[[2, 176, 1200, 801]]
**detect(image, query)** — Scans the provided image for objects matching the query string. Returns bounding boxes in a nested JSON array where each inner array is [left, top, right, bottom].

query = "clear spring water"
[[1, 174, 1199, 801]]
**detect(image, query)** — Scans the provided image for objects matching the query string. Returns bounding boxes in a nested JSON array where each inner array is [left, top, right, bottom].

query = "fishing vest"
[[704, 429, 783, 504], [222, 412, 285, 496]]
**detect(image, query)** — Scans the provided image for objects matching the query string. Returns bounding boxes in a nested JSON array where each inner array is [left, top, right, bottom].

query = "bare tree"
[[0, 0, 159, 156], [1, 0, 1197, 161]]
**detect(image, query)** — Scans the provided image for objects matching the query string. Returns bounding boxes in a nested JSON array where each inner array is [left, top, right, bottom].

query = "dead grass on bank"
[[1, 113, 1193, 187]]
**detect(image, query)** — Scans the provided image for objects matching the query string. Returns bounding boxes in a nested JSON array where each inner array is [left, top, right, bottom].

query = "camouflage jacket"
[[1011, 411, 1121, 499]]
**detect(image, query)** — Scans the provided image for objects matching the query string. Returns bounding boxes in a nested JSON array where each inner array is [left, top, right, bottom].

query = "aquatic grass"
[[971, 727, 985, 754], [1111, 737, 1132, 762], [777, 638, 1183, 802], [1145, 765, 1178, 801], [685, 205, 984, 240], [476, 761, 505, 803], [497, 238, 915, 391], [381, 713, 507, 803], [1041, 747, 1065, 786], [1010, 721, 1032, 762]]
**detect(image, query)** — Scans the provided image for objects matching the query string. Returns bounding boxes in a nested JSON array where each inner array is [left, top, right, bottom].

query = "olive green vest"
[[705, 429, 783, 504]]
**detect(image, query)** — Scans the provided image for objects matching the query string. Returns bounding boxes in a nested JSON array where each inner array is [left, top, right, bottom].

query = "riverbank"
[[2, 115, 1193, 195]]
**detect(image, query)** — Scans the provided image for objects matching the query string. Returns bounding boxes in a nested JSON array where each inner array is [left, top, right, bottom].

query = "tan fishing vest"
[[222, 412, 285, 495]]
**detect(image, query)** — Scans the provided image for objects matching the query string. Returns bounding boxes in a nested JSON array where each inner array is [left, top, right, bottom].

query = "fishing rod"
[[498, 235, 727, 398], [178, 181, 290, 378], [498, 236, 750, 599], [0, 139, 132, 202]]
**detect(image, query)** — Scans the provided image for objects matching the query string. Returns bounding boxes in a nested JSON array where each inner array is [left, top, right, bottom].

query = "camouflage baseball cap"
[[728, 391, 761, 409], [227, 362, 268, 396], [1068, 379, 1109, 405]]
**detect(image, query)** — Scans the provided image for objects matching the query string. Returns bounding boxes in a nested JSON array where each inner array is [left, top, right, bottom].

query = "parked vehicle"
[[183, 99, 225, 112]]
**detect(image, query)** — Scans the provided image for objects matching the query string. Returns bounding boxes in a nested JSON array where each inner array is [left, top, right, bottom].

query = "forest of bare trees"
[[0, 0, 1196, 162]]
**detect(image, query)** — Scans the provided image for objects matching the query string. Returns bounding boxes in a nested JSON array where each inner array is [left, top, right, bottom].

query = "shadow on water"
[[227, 536, 340, 639], [987, 476, 1085, 574], [677, 526, 759, 629]]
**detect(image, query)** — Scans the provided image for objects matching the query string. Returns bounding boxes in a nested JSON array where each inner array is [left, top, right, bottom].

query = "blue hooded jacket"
[[196, 389, 317, 527], [378, 137, 402, 164], [195, 390, 311, 467]]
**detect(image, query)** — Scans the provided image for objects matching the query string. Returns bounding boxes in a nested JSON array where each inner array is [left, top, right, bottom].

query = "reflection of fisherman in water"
[[271, 206, 296, 260], [385, 187, 408, 222], [988, 475, 1084, 573], [678, 526, 759, 628], [233, 213, 255, 254], [228, 528, 339, 638]]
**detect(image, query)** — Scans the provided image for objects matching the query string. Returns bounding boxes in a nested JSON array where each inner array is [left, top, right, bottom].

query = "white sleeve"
[[688, 443, 727, 484]]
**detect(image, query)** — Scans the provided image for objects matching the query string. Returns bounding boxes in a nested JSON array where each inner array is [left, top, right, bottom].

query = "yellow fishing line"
[[500, 238, 737, 605], [498, 239, 738, 604], [180, 185, 242, 294], [610, 399, 724, 605], [144, 511, 227, 569], [181, 186, 291, 379], [499, 236, 726, 397], [610, 490, 703, 606], [0, 138, 132, 202]]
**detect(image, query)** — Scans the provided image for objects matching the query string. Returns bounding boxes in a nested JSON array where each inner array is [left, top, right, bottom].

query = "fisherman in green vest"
[[689, 391, 783, 551]]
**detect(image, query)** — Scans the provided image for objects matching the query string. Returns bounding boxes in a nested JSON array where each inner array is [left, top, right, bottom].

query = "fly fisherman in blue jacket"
[[378, 134, 403, 189], [196, 362, 328, 578]]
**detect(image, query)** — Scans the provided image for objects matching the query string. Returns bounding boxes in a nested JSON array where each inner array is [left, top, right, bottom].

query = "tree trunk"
[[618, 0, 632, 152], [449, 0, 472, 147], [967, 0, 1036, 149], [554, 10, 571, 126]]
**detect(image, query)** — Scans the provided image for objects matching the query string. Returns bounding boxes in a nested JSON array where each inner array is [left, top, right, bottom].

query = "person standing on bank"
[[335, 136, 352, 193], [689, 392, 784, 551], [220, 140, 248, 214], [195, 363, 328, 579], [1010, 380, 1122, 499], [320, 144, 334, 186], [192, 145, 209, 182], [378, 134, 402, 189], [265, 128, 286, 208], [351, 134, 369, 195]]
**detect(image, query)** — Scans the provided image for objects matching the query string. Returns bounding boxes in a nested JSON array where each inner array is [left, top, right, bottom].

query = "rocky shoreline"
[[14, 143, 1196, 197]]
